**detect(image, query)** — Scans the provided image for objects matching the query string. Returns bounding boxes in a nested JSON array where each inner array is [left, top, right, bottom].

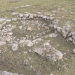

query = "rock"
[[19, 26, 22, 29], [43, 16, 47, 20], [20, 5, 25, 8], [25, 40, 33, 47], [19, 39, 25, 47], [23, 60, 29, 65], [0, 41, 6, 46], [24, 13, 29, 18], [25, 5, 31, 7], [61, 28, 68, 38], [68, 37, 72, 41], [73, 48, 75, 53], [49, 17, 55, 20], [6, 19, 11, 23], [19, 14, 23, 18], [73, 39, 75, 44], [27, 26, 32, 31], [32, 38, 43, 44], [12, 18, 17, 22], [12, 43, 18, 51], [49, 33, 58, 37], [57, 27, 62, 32], [0, 18, 6, 22], [29, 14, 34, 19], [7, 32, 13, 35], [11, 12, 19, 16], [46, 47, 63, 62], [44, 42, 50, 46], [0, 71, 18, 75], [72, 32, 75, 39], [33, 48, 43, 56], [5, 37, 10, 42]]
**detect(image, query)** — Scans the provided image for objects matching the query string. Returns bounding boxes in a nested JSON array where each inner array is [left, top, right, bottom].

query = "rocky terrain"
[[0, 0, 75, 75]]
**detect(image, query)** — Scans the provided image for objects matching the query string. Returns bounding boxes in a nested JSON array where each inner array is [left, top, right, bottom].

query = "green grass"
[[0, 0, 75, 75]]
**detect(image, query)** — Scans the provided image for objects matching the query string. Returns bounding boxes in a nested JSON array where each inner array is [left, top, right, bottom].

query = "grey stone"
[[23, 60, 29, 65], [61, 28, 68, 38], [33, 48, 43, 56], [6, 19, 11, 23], [49, 33, 58, 37], [12, 18, 17, 22], [68, 37, 72, 41], [73, 48, 75, 53], [72, 32, 75, 39], [19, 14, 23, 18], [0, 71, 18, 75], [57, 27, 62, 32], [73, 39, 75, 44], [25, 40, 33, 47], [46, 47, 63, 62], [12, 43, 18, 51], [11, 12, 19, 16]]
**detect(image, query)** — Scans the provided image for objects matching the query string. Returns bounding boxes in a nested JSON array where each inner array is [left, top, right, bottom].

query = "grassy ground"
[[0, 0, 75, 75]]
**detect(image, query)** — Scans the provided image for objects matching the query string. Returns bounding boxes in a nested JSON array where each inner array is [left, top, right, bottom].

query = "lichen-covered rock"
[[46, 47, 63, 62], [12, 43, 18, 51]]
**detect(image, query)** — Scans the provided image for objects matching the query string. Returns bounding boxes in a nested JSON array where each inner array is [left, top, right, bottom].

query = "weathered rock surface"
[[0, 71, 18, 75], [46, 47, 63, 62]]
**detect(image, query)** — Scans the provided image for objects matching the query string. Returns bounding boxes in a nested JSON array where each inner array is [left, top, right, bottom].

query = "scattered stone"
[[72, 32, 75, 39], [49, 17, 55, 20], [57, 27, 62, 32], [27, 26, 32, 31], [46, 47, 63, 62], [24, 13, 29, 18], [32, 38, 43, 44], [49, 33, 58, 37], [44, 42, 50, 46], [11, 12, 19, 16], [19, 26, 22, 29], [68, 37, 72, 41], [6, 19, 11, 23], [12, 18, 17, 22], [25, 40, 33, 47], [20, 5, 25, 8], [5, 37, 10, 42], [7, 32, 13, 35], [12, 43, 18, 51], [29, 14, 34, 19], [0, 41, 6, 46], [23, 60, 29, 65], [25, 5, 31, 7], [0, 71, 18, 75], [33, 48, 43, 56], [19, 14, 23, 18], [73, 48, 75, 53], [73, 39, 75, 44]]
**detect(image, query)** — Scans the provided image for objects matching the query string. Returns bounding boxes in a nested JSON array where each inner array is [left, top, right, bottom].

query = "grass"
[[0, 0, 75, 75]]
